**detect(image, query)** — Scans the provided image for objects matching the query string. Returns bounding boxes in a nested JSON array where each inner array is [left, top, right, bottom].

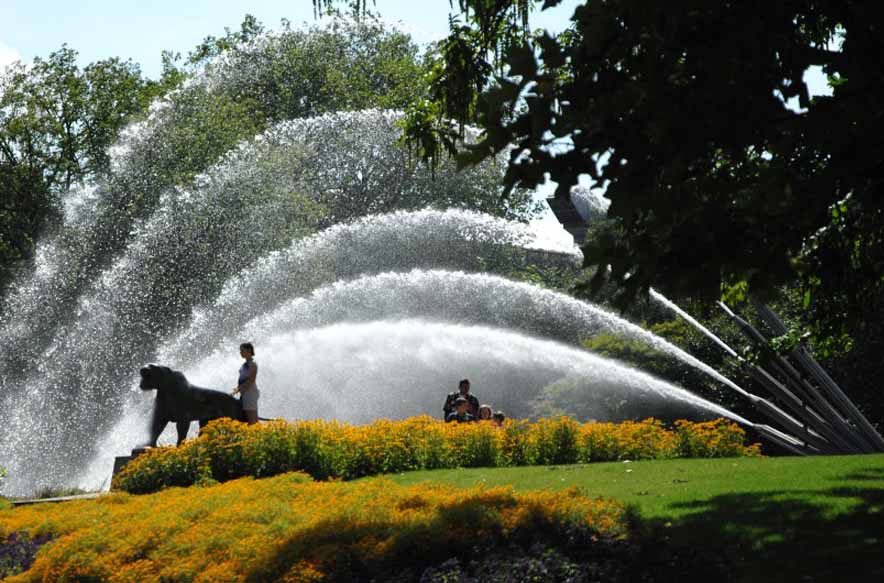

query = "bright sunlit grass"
[[387, 454, 884, 582]]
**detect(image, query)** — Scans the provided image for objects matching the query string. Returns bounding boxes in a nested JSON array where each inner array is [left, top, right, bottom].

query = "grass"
[[384, 453, 884, 582], [4, 453, 883, 581]]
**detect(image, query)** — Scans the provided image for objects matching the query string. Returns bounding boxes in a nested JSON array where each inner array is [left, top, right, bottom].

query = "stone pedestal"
[[111, 447, 152, 478]]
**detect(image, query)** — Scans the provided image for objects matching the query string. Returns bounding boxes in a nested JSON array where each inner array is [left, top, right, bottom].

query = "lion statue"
[[139, 363, 243, 447]]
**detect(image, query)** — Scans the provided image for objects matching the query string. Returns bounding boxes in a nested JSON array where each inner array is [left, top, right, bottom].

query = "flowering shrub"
[[674, 418, 762, 458], [580, 418, 679, 461], [0, 473, 627, 582], [113, 416, 761, 494]]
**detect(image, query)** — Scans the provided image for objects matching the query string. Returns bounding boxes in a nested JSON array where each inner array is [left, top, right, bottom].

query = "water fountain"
[[163, 208, 575, 359], [549, 173, 884, 455], [80, 319, 747, 489], [0, 25, 752, 495], [0, 102, 547, 485]]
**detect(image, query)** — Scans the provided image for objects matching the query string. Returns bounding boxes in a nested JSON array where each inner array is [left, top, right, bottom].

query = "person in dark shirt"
[[446, 396, 475, 423], [443, 378, 480, 419]]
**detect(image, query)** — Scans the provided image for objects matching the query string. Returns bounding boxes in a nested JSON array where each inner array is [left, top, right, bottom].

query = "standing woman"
[[232, 342, 259, 424]]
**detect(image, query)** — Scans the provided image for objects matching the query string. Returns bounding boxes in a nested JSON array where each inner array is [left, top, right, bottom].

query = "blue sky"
[[0, 0, 582, 76], [1, 0, 831, 115]]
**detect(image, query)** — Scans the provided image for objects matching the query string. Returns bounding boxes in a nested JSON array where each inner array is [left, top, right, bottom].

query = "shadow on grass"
[[250, 496, 636, 582], [636, 481, 884, 583], [245, 475, 884, 582], [838, 466, 884, 481]]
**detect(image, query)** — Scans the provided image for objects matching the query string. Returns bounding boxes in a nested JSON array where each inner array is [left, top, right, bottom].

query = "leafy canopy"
[[314, 1, 881, 343], [0, 46, 170, 288]]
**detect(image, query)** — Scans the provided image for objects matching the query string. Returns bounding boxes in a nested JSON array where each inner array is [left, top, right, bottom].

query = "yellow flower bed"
[[113, 416, 760, 494], [1, 474, 627, 582]]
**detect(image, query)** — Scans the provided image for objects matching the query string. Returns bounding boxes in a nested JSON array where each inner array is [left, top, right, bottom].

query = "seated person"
[[445, 396, 475, 423], [477, 404, 493, 422], [492, 411, 506, 427], [443, 378, 480, 419]]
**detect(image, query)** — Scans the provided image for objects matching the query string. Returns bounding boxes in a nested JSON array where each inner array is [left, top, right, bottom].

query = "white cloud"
[[0, 40, 22, 70]]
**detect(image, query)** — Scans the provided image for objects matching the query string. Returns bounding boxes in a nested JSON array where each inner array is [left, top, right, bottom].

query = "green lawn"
[[382, 454, 884, 582]]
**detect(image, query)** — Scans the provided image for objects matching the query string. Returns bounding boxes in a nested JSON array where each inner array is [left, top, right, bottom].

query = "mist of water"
[[195, 269, 737, 382], [165, 208, 576, 360], [79, 319, 747, 489], [0, 26, 748, 494], [0, 108, 547, 494]]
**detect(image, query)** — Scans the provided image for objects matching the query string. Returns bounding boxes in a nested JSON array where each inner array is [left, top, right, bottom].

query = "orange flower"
[[111, 416, 760, 495]]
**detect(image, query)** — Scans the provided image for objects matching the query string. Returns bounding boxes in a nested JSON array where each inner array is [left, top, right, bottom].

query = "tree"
[[0, 46, 173, 289], [469, 3, 872, 316], [312, 1, 884, 434], [275, 110, 538, 224], [314, 1, 881, 346], [1, 14, 433, 353], [179, 15, 427, 121]]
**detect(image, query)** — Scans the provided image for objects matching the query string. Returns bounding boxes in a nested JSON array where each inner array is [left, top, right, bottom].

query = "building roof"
[[545, 196, 588, 245]]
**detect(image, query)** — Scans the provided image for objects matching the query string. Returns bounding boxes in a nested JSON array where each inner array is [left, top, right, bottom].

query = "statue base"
[[111, 447, 152, 478]]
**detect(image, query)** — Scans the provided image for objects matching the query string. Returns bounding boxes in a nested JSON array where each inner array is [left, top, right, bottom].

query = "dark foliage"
[[637, 472, 884, 582], [464, 3, 880, 330], [0, 532, 52, 579], [316, 1, 884, 353]]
